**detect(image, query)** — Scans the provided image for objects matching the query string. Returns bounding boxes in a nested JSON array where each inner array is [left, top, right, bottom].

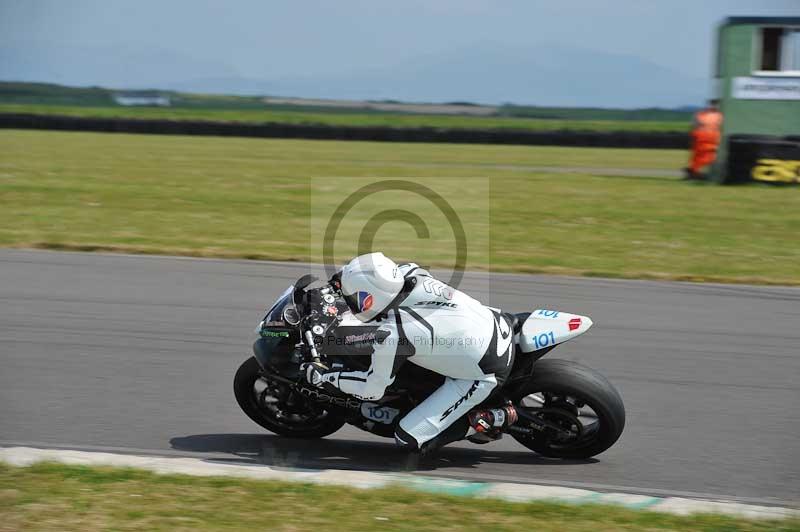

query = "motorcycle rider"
[[302, 252, 517, 454]]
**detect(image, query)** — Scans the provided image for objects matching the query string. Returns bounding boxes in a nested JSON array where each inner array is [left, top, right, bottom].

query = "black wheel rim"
[[515, 389, 603, 451], [248, 373, 333, 431]]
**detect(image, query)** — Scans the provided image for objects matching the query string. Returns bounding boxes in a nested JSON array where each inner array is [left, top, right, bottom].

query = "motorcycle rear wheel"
[[510, 359, 625, 459], [234, 357, 346, 438]]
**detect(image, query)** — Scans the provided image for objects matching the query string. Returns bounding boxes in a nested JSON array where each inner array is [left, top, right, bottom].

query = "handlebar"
[[293, 279, 345, 365], [304, 330, 322, 364]]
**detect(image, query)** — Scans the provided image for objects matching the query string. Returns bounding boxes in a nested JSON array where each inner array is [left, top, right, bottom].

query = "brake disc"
[[537, 407, 584, 442]]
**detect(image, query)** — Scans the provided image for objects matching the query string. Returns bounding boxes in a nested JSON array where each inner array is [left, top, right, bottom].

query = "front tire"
[[510, 359, 625, 459], [234, 357, 346, 438]]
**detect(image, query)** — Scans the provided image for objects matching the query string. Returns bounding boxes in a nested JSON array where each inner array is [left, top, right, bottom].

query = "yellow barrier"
[[751, 159, 800, 184]]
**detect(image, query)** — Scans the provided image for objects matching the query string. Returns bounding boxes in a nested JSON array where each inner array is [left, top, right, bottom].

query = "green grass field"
[[2, 129, 798, 284], [1, 463, 795, 532], [0, 103, 691, 133]]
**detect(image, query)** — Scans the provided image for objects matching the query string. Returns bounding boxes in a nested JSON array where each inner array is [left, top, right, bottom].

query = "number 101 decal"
[[532, 331, 556, 350], [360, 403, 400, 424]]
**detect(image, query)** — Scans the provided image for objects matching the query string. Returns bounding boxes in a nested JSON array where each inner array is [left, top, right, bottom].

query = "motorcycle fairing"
[[516, 309, 593, 353]]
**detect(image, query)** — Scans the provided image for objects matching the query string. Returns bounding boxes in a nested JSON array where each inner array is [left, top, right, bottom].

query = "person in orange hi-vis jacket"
[[685, 99, 723, 180]]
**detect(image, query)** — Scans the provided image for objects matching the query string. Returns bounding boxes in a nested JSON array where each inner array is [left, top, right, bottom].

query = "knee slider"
[[394, 426, 419, 451]]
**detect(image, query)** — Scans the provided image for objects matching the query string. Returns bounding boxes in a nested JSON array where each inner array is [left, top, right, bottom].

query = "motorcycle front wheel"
[[510, 359, 625, 459], [233, 357, 346, 438]]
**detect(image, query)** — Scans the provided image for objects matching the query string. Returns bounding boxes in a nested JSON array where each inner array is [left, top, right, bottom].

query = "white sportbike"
[[235, 277, 625, 459]]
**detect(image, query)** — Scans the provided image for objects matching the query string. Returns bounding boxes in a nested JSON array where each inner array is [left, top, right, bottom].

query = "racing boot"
[[467, 404, 517, 442]]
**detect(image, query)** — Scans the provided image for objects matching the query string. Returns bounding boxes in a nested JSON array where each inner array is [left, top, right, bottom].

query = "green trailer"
[[713, 16, 800, 184]]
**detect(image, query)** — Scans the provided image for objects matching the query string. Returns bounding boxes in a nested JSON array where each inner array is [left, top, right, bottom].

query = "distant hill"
[[1, 41, 705, 108], [230, 43, 707, 109]]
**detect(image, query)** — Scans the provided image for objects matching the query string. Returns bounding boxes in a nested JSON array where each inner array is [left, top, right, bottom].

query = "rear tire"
[[234, 357, 346, 438], [510, 359, 625, 459]]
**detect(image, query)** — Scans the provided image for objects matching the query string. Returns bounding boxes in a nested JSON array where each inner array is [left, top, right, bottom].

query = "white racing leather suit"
[[325, 264, 515, 451]]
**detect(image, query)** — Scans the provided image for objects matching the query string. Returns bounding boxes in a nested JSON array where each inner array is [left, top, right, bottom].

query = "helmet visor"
[[342, 290, 374, 317], [342, 292, 359, 315]]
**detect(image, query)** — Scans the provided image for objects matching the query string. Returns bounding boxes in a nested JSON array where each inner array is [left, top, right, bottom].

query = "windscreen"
[[263, 285, 295, 325]]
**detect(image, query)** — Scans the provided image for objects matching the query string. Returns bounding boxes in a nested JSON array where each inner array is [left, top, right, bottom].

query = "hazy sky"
[[1, 1, 798, 106]]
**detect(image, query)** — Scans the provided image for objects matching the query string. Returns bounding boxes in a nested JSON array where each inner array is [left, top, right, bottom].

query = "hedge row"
[[0, 113, 689, 149]]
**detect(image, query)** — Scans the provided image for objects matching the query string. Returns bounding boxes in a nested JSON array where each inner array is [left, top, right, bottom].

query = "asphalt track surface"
[[1, 250, 798, 506]]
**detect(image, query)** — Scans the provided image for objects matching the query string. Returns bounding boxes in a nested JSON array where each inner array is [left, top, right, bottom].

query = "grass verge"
[[0, 463, 795, 532], [2, 130, 798, 285], [0, 103, 690, 133]]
